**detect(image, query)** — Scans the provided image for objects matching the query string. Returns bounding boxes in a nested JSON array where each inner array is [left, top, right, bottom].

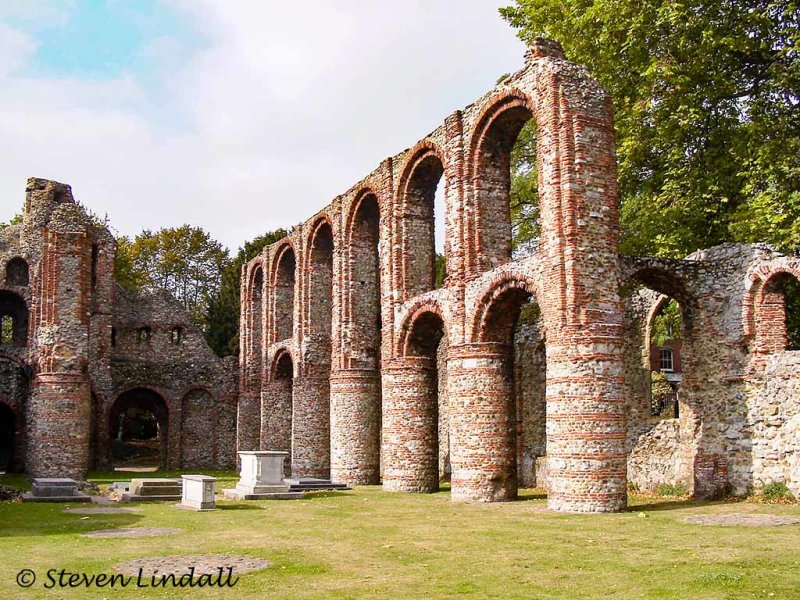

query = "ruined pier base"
[[330, 370, 381, 485]]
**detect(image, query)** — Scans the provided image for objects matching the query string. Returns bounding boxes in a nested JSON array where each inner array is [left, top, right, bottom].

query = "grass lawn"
[[0, 471, 798, 599]]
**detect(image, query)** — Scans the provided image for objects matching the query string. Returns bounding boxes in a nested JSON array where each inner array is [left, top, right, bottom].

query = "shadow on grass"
[[0, 503, 145, 538], [628, 496, 728, 512]]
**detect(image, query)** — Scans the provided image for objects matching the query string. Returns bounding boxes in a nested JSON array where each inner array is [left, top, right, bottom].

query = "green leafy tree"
[[0, 212, 23, 230], [501, 0, 800, 257], [205, 228, 288, 357], [651, 298, 682, 347], [114, 225, 228, 327]]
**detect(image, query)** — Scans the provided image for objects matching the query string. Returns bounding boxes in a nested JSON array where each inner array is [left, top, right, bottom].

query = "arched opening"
[[400, 149, 446, 295], [330, 190, 383, 485], [109, 388, 168, 470], [0, 291, 28, 346], [471, 97, 537, 272], [0, 403, 16, 472], [262, 350, 294, 474], [647, 296, 684, 418], [349, 192, 382, 369], [5, 257, 29, 287], [407, 311, 447, 487], [273, 246, 296, 343], [479, 282, 545, 488], [756, 272, 800, 352], [181, 389, 215, 468], [292, 220, 333, 478], [249, 266, 264, 387]]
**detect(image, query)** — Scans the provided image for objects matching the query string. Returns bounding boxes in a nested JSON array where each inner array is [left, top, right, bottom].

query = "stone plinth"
[[121, 478, 182, 502], [223, 451, 302, 500], [22, 478, 91, 503], [178, 475, 217, 511]]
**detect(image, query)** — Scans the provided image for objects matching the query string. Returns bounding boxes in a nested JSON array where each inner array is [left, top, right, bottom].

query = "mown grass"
[[0, 472, 798, 599]]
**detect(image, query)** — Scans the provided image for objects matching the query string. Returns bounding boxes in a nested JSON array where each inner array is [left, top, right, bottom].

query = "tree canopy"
[[501, 0, 800, 258], [115, 225, 227, 328]]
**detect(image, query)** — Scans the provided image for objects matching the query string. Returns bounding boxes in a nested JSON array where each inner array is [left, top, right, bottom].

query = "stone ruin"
[[238, 39, 800, 513], [0, 39, 797, 514], [0, 178, 238, 479]]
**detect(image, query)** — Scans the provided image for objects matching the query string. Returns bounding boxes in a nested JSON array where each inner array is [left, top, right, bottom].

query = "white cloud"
[[0, 1, 525, 252]]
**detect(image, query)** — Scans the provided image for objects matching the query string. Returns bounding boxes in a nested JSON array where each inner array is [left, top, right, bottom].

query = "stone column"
[[447, 343, 516, 502], [290, 375, 330, 478], [330, 369, 381, 485], [382, 359, 439, 492]]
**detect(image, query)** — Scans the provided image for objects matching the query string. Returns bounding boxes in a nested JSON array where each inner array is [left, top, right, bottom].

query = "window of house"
[[660, 348, 674, 372]]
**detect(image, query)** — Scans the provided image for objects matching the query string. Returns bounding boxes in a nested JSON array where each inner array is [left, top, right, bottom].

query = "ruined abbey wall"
[[241, 39, 800, 511], [0, 178, 237, 479]]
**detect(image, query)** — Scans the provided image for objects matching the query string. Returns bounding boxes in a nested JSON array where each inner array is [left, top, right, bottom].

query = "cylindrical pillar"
[[291, 375, 330, 478], [382, 359, 439, 493], [447, 343, 516, 502], [27, 373, 91, 479], [330, 369, 381, 485], [545, 345, 627, 512], [261, 380, 292, 474]]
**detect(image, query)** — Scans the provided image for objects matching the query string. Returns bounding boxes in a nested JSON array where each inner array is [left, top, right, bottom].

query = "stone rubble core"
[[238, 38, 800, 512]]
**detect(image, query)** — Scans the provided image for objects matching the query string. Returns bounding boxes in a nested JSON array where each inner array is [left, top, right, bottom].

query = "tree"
[[114, 225, 228, 327], [501, 0, 800, 257], [204, 228, 288, 357], [651, 298, 682, 348], [0, 212, 23, 230]]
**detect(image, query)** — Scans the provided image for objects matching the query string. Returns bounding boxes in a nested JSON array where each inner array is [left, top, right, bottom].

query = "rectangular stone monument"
[[177, 475, 217, 511], [223, 451, 302, 500], [121, 478, 182, 502], [22, 478, 91, 502]]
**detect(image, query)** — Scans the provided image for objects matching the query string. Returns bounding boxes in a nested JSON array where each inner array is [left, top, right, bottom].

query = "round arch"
[[470, 276, 539, 344], [108, 387, 169, 469]]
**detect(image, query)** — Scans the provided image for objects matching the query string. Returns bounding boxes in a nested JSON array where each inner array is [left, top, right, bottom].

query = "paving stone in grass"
[[65, 507, 140, 515], [114, 554, 270, 577], [683, 513, 800, 527], [82, 527, 181, 538]]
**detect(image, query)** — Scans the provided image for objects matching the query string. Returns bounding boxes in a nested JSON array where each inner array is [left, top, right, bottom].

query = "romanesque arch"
[[397, 142, 447, 298], [743, 260, 800, 354], [292, 217, 334, 478], [466, 90, 535, 275], [271, 244, 296, 344], [4, 257, 29, 287], [261, 348, 293, 473], [0, 291, 28, 346], [109, 387, 169, 469]]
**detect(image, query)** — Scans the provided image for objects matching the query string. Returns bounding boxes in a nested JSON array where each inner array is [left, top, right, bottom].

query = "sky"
[[0, 1, 525, 254]]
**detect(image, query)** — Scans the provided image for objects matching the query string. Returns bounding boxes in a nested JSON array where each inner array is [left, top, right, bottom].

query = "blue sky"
[[0, 1, 525, 253]]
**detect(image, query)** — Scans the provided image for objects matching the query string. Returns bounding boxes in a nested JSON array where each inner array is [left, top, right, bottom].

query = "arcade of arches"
[[241, 39, 800, 513]]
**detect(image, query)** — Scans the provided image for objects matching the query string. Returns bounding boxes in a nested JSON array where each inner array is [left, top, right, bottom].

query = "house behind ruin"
[[0, 178, 237, 478]]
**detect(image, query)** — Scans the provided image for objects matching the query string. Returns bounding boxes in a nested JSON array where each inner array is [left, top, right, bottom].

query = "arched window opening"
[[349, 193, 382, 370], [402, 151, 446, 295], [90, 244, 99, 291], [5, 257, 29, 287], [649, 297, 683, 419], [111, 327, 117, 347], [407, 311, 448, 483], [308, 221, 333, 375], [0, 291, 28, 346], [759, 273, 800, 352], [478, 283, 546, 488], [171, 326, 183, 345], [109, 388, 168, 469], [138, 327, 151, 344], [473, 100, 537, 272], [273, 248, 296, 343]]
